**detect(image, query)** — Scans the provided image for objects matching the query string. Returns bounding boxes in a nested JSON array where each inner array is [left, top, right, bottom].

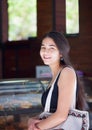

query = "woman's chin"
[[43, 61, 50, 65]]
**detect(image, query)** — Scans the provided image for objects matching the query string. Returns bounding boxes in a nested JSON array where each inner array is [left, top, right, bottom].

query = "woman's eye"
[[40, 46, 56, 51], [41, 46, 44, 49], [41, 46, 46, 51], [50, 47, 55, 50]]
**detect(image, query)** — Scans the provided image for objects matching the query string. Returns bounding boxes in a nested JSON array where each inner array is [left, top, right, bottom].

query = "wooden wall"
[[68, 0, 92, 76], [37, 0, 53, 37], [2, 40, 42, 78], [0, 0, 92, 78]]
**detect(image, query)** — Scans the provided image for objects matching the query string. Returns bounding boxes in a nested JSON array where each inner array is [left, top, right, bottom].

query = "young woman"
[[28, 31, 86, 130]]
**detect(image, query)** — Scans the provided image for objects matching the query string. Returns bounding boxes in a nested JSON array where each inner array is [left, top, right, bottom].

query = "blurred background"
[[0, 0, 92, 130]]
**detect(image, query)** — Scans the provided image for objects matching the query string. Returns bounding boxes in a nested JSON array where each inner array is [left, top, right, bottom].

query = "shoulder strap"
[[44, 70, 61, 112]]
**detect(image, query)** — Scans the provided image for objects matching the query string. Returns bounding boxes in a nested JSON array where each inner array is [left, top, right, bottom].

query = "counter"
[[0, 78, 50, 118]]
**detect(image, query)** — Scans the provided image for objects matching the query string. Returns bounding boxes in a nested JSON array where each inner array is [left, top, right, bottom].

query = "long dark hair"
[[42, 31, 87, 110]]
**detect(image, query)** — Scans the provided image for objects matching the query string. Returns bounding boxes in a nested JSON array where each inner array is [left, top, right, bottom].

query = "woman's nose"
[[44, 49, 50, 54]]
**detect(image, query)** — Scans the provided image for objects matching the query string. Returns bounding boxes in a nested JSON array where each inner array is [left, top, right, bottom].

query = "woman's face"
[[40, 37, 61, 66]]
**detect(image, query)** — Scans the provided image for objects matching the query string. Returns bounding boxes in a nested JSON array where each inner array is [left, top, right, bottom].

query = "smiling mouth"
[[43, 56, 51, 60]]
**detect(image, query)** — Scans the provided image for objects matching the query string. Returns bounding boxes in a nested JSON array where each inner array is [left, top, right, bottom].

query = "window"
[[66, 0, 79, 34], [8, 0, 37, 41]]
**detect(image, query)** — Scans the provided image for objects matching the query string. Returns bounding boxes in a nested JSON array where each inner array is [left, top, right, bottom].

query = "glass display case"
[[0, 78, 50, 130], [0, 78, 50, 117]]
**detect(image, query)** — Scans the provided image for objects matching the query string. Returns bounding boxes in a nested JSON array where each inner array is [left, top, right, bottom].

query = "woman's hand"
[[28, 118, 41, 130]]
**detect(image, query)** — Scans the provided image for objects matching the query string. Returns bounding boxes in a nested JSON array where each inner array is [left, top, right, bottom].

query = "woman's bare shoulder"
[[61, 66, 76, 76], [58, 66, 76, 86]]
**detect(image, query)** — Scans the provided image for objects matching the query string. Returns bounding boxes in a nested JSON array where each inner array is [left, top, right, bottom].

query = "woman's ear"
[[59, 52, 63, 59]]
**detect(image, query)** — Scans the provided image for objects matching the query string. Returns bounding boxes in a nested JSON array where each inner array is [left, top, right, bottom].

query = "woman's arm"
[[34, 67, 76, 130], [28, 116, 41, 130]]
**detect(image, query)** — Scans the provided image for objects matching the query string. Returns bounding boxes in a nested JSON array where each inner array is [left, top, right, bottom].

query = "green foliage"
[[8, 0, 79, 41], [8, 0, 37, 41], [66, 0, 79, 34]]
